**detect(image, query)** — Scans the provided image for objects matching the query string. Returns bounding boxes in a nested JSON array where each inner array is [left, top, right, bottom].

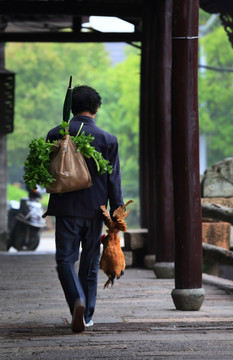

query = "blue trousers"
[[55, 216, 103, 323]]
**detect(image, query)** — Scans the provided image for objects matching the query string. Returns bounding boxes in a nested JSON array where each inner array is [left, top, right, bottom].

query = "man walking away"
[[45, 85, 124, 332]]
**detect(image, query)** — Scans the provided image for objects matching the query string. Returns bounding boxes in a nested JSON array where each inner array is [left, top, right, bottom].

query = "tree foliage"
[[199, 11, 233, 165]]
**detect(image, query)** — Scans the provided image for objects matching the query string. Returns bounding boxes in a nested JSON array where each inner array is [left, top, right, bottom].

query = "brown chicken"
[[100, 200, 133, 288]]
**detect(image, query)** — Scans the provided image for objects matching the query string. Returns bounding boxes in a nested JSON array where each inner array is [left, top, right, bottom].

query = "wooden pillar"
[[0, 39, 7, 251], [153, 0, 175, 278], [140, 1, 175, 272], [139, 1, 157, 255], [171, 0, 205, 310]]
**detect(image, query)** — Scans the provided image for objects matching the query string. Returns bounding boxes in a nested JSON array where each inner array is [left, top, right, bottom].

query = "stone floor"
[[1, 249, 233, 359]]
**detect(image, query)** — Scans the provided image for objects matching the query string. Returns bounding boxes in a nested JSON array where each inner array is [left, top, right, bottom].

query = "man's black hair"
[[71, 85, 102, 115]]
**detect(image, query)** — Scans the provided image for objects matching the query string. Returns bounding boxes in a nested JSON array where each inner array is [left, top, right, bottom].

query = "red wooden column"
[[139, 1, 157, 256], [171, 0, 205, 310], [0, 24, 7, 250], [139, 0, 175, 273], [153, 0, 175, 278]]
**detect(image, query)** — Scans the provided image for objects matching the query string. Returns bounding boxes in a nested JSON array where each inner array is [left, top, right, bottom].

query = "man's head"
[[71, 85, 102, 115]]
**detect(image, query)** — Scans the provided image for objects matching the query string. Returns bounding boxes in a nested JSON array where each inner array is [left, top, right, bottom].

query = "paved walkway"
[[1, 249, 233, 359]]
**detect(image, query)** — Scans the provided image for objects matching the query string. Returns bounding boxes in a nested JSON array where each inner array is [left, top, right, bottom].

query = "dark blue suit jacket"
[[45, 115, 124, 220]]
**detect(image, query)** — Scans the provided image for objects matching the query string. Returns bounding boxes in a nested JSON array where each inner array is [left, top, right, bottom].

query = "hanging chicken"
[[100, 200, 133, 288]]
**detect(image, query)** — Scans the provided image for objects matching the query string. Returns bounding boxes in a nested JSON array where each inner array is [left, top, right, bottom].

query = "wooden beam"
[[0, 32, 142, 43], [203, 243, 233, 267], [202, 203, 233, 225], [0, 1, 142, 17]]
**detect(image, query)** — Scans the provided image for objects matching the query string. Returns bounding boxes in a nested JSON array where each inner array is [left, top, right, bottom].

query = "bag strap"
[[63, 121, 84, 139]]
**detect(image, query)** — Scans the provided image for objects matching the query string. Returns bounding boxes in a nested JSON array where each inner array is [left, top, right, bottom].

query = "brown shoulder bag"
[[46, 126, 92, 194]]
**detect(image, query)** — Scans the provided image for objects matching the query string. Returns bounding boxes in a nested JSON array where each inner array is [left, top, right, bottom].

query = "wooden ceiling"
[[1, 1, 233, 44], [0, 0, 143, 42]]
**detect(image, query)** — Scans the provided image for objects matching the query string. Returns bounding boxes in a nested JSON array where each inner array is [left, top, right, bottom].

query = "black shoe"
[[71, 299, 86, 333]]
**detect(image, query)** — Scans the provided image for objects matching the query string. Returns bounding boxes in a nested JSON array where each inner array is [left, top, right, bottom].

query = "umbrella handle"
[[68, 76, 72, 89]]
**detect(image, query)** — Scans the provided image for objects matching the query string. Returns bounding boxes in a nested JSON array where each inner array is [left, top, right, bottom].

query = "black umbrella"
[[63, 76, 72, 123]]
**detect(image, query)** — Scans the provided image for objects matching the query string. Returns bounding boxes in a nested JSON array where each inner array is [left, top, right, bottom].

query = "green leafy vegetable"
[[72, 131, 113, 175], [23, 138, 55, 191], [24, 122, 113, 190]]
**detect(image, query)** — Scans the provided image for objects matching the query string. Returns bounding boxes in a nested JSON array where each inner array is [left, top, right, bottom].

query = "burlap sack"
[[46, 134, 92, 193]]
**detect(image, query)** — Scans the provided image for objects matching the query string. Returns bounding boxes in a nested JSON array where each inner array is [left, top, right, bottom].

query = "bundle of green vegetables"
[[23, 121, 113, 191]]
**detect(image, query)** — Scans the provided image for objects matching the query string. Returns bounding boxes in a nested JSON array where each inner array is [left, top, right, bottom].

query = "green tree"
[[199, 18, 233, 165]]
